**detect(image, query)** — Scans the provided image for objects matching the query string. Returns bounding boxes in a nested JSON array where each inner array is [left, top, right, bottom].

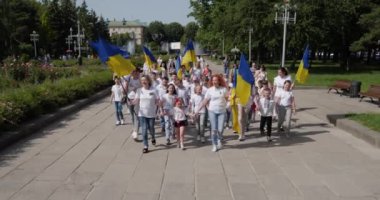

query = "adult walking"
[[133, 75, 160, 153], [195, 75, 228, 152], [124, 69, 141, 139]]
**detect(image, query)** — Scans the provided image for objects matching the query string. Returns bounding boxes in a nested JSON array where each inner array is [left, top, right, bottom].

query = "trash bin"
[[350, 80, 361, 97]]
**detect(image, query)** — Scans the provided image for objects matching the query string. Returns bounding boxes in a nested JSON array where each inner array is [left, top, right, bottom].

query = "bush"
[[0, 70, 112, 131]]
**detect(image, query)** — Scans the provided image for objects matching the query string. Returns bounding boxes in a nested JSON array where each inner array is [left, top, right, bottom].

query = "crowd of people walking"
[[110, 56, 296, 153]]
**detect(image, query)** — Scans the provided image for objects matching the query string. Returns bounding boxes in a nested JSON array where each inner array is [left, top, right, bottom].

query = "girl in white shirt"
[[160, 84, 177, 145], [173, 99, 187, 150], [133, 75, 160, 153], [275, 80, 296, 136], [110, 78, 125, 125], [190, 85, 206, 143]]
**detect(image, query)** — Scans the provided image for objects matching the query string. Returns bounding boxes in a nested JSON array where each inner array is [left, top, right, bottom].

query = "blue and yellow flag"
[[236, 54, 254, 106], [296, 45, 310, 84], [142, 46, 156, 69], [90, 38, 136, 76], [181, 40, 197, 71], [175, 56, 183, 80], [230, 69, 240, 133]]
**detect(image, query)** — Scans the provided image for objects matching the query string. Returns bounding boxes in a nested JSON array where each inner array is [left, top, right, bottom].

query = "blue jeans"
[[128, 104, 139, 132], [114, 101, 123, 121], [139, 117, 155, 148], [208, 111, 226, 146], [164, 115, 174, 140]]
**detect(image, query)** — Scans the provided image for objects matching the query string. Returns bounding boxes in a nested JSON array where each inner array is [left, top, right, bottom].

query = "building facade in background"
[[108, 19, 146, 45]]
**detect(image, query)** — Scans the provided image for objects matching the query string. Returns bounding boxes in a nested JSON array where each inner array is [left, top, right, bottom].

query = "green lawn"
[[264, 62, 380, 91], [347, 113, 380, 133]]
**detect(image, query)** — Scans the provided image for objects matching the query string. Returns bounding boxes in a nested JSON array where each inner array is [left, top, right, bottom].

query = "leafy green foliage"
[[0, 69, 112, 131]]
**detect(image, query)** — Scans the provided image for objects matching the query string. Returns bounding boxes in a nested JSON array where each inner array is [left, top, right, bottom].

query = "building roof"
[[108, 19, 147, 27]]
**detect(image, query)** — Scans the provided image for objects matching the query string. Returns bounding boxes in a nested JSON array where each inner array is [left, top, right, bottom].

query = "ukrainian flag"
[[175, 56, 183, 80], [142, 46, 156, 69], [296, 45, 310, 84], [236, 54, 254, 106], [90, 38, 136, 76], [181, 40, 197, 71]]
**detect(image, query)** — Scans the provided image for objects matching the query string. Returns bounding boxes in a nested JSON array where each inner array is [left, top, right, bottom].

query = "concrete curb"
[[0, 88, 110, 150], [327, 114, 380, 148]]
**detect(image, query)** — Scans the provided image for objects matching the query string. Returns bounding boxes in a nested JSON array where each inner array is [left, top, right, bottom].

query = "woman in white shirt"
[[124, 70, 141, 139], [133, 75, 160, 153], [110, 77, 125, 125], [273, 67, 292, 98], [195, 75, 228, 152], [190, 85, 207, 143]]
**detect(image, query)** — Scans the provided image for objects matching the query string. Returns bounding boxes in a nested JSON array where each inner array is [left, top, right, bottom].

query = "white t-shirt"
[[111, 85, 124, 102], [161, 93, 176, 111], [176, 86, 189, 106], [190, 94, 206, 113], [259, 97, 275, 117], [135, 87, 159, 118], [173, 107, 186, 121], [278, 90, 294, 107], [205, 86, 227, 113], [126, 76, 141, 92], [274, 75, 292, 97], [156, 84, 167, 98]]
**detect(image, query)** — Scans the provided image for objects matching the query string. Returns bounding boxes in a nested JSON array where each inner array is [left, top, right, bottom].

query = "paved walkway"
[[0, 60, 380, 200]]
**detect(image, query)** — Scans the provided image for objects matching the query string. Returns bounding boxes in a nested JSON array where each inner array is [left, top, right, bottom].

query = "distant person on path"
[[223, 55, 229, 76], [133, 75, 160, 153], [110, 77, 125, 125], [195, 75, 228, 152], [275, 80, 296, 136], [257, 88, 275, 142]]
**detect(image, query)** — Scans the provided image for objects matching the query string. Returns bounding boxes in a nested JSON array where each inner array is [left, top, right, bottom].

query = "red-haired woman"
[[195, 74, 228, 152]]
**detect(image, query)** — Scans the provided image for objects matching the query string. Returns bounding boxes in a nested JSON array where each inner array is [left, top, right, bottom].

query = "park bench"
[[328, 80, 352, 96], [359, 85, 380, 104]]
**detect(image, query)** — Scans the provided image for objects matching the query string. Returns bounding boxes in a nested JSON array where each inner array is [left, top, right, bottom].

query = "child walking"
[[190, 85, 206, 143], [257, 89, 275, 142], [173, 99, 187, 150], [275, 80, 296, 137], [110, 77, 125, 125], [160, 84, 177, 145]]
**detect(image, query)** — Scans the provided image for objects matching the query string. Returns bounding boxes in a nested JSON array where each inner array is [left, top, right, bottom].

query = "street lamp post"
[[274, 0, 297, 68], [30, 30, 39, 58], [69, 21, 85, 65], [248, 28, 253, 62], [231, 46, 240, 64]]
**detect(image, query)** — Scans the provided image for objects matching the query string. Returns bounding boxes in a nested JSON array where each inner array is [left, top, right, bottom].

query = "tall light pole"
[[70, 21, 85, 65], [222, 30, 225, 56], [248, 28, 253, 62], [30, 30, 39, 58], [275, 0, 297, 68]]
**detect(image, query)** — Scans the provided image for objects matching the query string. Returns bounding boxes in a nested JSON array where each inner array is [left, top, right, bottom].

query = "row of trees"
[[0, 0, 109, 60], [190, 0, 380, 68]]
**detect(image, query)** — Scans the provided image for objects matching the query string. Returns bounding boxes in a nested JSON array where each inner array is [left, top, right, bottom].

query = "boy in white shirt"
[[256, 88, 275, 142], [275, 80, 296, 137]]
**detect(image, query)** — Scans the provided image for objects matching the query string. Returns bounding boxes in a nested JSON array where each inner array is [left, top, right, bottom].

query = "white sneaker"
[[238, 135, 245, 141], [212, 145, 217, 152], [132, 131, 138, 140], [180, 143, 185, 150], [217, 140, 222, 150], [120, 120, 125, 125], [116, 121, 120, 125]]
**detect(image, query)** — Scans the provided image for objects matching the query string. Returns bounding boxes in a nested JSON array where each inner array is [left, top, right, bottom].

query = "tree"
[[164, 22, 184, 42], [147, 21, 166, 45], [184, 22, 199, 41]]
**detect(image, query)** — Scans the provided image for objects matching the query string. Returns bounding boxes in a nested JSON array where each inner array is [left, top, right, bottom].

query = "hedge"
[[0, 70, 113, 131]]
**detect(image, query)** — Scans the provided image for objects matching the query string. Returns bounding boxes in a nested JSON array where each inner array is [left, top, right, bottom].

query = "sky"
[[80, 0, 195, 25]]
